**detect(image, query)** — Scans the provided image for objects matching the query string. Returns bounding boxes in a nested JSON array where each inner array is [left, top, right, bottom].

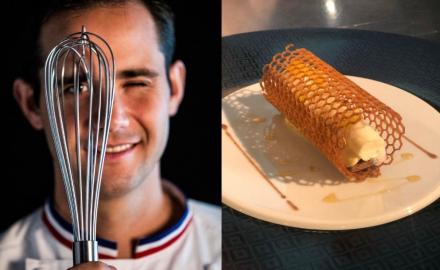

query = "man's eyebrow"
[[57, 74, 87, 85], [117, 68, 159, 79]]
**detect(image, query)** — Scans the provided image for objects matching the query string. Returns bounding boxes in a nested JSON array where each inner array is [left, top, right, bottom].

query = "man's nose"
[[108, 94, 129, 132]]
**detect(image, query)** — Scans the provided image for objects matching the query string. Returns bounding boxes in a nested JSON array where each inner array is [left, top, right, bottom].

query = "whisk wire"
[[44, 26, 115, 264]]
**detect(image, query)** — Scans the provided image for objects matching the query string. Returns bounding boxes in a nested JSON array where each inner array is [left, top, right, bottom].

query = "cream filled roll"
[[260, 45, 405, 180]]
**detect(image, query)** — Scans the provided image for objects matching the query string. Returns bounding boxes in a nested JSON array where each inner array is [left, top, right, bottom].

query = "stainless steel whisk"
[[44, 26, 115, 265]]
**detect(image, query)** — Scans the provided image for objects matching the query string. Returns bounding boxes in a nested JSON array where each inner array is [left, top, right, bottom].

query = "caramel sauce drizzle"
[[403, 135, 437, 159], [390, 152, 414, 165], [400, 152, 414, 160], [250, 117, 266, 123], [222, 123, 299, 211], [323, 175, 421, 203]]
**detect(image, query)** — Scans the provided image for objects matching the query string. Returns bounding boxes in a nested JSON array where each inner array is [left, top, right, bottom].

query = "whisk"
[[44, 26, 115, 265]]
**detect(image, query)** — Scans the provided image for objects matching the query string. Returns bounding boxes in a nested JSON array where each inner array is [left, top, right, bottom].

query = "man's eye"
[[125, 81, 150, 88], [63, 84, 89, 94]]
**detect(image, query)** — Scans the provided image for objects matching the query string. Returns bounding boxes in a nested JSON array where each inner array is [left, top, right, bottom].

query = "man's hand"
[[68, 262, 117, 270]]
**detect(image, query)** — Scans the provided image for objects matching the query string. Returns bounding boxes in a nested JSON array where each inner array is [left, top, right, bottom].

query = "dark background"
[[1, 0, 221, 232]]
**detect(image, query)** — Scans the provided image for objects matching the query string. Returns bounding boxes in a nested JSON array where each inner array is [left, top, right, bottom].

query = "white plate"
[[222, 76, 440, 230]]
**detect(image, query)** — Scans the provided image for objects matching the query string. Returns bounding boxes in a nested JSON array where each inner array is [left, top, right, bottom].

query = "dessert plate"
[[222, 76, 440, 230]]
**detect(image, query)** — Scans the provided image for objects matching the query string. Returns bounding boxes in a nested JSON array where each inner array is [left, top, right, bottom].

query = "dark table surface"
[[222, 28, 440, 270]]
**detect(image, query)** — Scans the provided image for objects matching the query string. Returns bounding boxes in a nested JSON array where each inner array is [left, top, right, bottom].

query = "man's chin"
[[98, 161, 156, 199], [99, 185, 133, 199], [98, 175, 138, 199]]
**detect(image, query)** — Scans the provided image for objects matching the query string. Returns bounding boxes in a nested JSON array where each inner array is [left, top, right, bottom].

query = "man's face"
[[38, 2, 183, 197]]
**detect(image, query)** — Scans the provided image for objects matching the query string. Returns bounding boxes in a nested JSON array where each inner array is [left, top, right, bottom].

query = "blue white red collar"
[[42, 186, 193, 259]]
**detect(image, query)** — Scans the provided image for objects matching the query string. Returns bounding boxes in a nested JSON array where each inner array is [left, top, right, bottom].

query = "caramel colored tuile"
[[261, 45, 404, 181]]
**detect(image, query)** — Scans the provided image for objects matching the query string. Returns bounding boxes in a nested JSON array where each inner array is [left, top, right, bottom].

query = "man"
[[0, 0, 220, 269]]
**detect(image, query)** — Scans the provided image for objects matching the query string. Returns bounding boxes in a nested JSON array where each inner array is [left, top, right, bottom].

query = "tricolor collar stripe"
[[98, 245, 118, 258], [44, 203, 73, 242], [97, 236, 117, 249], [42, 211, 72, 249], [42, 194, 192, 259], [45, 200, 117, 250], [134, 216, 193, 258], [43, 201, 118, 258], [135, 209, 192, 253], [138, 206, 190, 245], [43, 210, 118, 259], [47, 199, 72, 233]]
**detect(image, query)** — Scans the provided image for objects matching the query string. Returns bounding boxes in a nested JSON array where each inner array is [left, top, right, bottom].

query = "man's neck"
[[53, 164, 175, 258]]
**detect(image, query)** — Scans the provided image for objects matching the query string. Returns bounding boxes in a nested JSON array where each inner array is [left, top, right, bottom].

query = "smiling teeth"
[[105, 144, 132, 153]]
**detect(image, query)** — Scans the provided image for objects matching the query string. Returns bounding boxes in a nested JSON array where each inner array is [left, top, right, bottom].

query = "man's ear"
[[168, 60, 186, 116], [13, 79, 44, 130]]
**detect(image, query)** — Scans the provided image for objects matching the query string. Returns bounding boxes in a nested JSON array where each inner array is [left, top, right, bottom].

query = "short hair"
[[18, 0, 175, 103]]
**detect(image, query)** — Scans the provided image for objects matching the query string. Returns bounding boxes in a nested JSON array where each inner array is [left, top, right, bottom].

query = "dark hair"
[[18, 0, 175, 102]]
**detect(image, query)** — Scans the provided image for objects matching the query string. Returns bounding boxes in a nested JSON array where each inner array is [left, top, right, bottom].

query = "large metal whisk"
[[44, 26, 115, 265]]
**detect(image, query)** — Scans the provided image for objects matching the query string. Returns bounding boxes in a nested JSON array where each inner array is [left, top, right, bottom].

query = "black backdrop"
[[1, 0, 221, 232]]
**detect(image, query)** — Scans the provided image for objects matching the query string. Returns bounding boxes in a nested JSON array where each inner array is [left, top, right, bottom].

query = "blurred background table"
[[222, 0, 440, 42], [222, 28, 440, 269]]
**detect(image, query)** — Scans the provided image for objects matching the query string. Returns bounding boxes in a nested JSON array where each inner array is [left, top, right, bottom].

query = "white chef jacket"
[[0, 183, 221, 270]]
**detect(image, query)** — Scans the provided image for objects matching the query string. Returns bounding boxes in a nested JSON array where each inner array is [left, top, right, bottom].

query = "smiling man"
[[0, 1, 220, 269]]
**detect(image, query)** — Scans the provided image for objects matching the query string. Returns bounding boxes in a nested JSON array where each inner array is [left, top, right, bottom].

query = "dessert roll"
[[261, 45, 405, 180]]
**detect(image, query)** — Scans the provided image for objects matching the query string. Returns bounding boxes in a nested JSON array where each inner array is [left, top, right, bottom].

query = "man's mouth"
[[94, 142, 139, 160], [105, 143, 134, 153]]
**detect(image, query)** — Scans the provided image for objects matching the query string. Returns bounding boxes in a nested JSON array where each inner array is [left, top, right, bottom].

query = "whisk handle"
[[73, 240, 98, 265]]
